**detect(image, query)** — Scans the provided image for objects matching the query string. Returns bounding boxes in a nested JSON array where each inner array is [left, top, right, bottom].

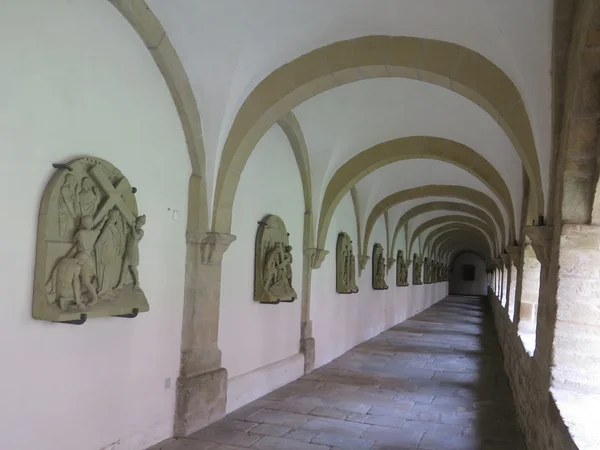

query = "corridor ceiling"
[[145, 0, 553, 262]]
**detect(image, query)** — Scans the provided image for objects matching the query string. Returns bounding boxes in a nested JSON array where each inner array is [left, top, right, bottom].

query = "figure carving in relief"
[[58, 174, 78, 239], [372, 244, 388, 290], [336, 232, 359, 293], [263, 242, 297, 301], [95, 209, 126, 298], [34, 157, 150, 322], [46, 214, 109, 310], [413, 254, 423, 285], [377, 254, 387, 288], [79, 177, 99, 217], [396, 250, 408, 286], [47, 258, 84, 311], [117, 215, 146, 289], [349, 252, 358, 292]]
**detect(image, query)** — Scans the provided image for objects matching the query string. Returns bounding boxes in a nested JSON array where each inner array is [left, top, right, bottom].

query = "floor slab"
[[148, 295, 526, 450]]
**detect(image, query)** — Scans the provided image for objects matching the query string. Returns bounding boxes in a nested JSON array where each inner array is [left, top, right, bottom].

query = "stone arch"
[[317, 137, 514, 251], [364, 185, 511, 257], [446, 245, 491, 265], [350, 187, 363, 256], [426, 223, 497, 260], [109, 0, 208, 232], [213, 35, 545, 233], [450, 250, 488, 266], [432, 228, 492, 262], [442, 239, 491, 263], [439, 234, 492, 263], [409, 215, 497, 257], [276, 112, 314, 247], [366, 200, 503, 257]]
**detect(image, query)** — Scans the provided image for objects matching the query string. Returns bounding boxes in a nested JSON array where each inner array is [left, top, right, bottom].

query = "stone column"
[[518, 244, 541, 324], [302, 247, 328, 374], [519, 226, 552, 347], [507, 245, 524, 322], [495, 258, 505, 303], [500, 252, 515, 316], [175, 231, 236, 437]]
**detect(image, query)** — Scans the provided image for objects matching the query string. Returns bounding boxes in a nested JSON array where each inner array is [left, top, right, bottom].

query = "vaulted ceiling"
[[146, 0, 553, 262]]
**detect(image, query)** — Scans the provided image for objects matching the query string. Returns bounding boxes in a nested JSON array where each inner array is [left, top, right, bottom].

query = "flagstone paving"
[[149, 295, 526, 449]]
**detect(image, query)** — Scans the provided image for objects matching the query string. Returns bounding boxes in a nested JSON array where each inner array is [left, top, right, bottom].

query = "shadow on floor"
[[149, 295, 526, 450]]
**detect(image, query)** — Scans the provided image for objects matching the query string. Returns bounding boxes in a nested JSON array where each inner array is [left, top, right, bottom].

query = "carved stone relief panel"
[[255, 214, 297, 304], [336, 232, 359, 294], [372, 243, 388, 290], [33, 157, 148, 323], [396, 250, 409, 286], [413, 253, 423, 285]]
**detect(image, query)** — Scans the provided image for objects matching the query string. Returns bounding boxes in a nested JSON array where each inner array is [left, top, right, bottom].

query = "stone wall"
[[489, 290, 578, 450]]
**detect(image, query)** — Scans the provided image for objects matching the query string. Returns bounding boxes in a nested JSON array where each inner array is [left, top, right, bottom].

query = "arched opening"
[[517, 243, 540, 355], [450, 252, 487, 296]]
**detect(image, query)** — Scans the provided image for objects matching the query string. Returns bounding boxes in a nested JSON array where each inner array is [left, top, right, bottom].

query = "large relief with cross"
[[32, 157, 149, 324]]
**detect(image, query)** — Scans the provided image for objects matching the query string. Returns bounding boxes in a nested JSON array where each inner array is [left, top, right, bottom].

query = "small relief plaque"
[[413, 253, 423, 285], [396, 250, 409, 287], [372, 243, 388, 290], [254, 215, 297, 304], [33, 157, 148, 323], [336, 232, 359, 294]]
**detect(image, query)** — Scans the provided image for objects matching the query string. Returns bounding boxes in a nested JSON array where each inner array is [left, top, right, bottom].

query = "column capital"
[[524, 225, 553, 267], [500, 252, 511, 267], [494, 256, 504, 269], [506, 245, 523, 268], [358, 255, 370, 276], [304, 248, 329, 269], [386, 258, 396, 274], [187, 231, 237, 265]]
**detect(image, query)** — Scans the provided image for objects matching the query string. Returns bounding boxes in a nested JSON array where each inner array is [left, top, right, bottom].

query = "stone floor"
[[150, 295, 526, 450]]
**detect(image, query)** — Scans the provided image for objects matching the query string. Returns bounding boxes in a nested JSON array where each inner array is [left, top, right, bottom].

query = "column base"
[[174, 367, 227, 437], [301, 337, 315, 374]]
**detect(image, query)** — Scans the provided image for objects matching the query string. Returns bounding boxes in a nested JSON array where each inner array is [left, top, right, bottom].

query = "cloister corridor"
[[8, 1, 600, 449], [150, 296, 525, 450]]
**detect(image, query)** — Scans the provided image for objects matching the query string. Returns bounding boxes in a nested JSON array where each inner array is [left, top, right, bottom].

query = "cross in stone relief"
[[89, 165, 137, 226]]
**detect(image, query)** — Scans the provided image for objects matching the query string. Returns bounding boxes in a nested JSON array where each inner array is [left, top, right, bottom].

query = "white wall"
[[220, 124, 304, 412], [450, 252, 488, 296], [0, 2, 189, 450], [311, 194, 448, 369]]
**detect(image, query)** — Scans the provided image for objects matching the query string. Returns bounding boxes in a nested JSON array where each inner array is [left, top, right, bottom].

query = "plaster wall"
[[450, 253, 488, 296], [311, 197, 447, 368], [0, 2, 190, 450], [219, 124, 304, 412]]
